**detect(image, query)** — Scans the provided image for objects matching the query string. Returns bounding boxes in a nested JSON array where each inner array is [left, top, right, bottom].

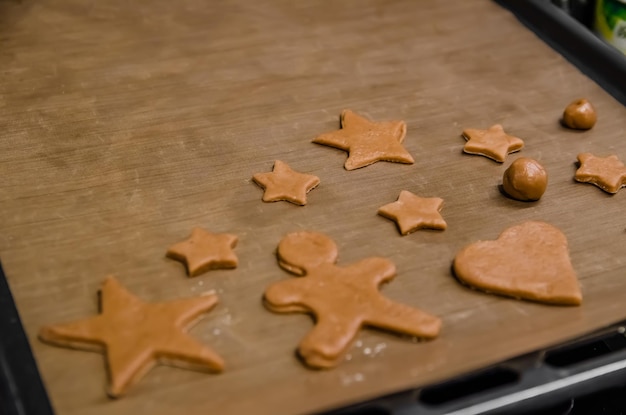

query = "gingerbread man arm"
[[365, 298, 441, 339], [297, 312, 363, 369], [347, 257, 396, 287], [263, 279, 309, 312]]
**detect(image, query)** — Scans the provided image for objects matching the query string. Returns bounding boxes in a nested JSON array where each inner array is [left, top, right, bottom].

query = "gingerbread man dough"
[[264, 231, 441, 369]]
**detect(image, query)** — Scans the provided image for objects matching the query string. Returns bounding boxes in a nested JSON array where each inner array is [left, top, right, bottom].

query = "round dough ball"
[[562, 98, 597, 130], [502, 158, 548, 201]]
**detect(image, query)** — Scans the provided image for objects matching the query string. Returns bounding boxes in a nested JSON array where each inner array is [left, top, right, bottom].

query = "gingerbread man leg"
[[365, 298, 441, 339], [298, 313, 362, 369]]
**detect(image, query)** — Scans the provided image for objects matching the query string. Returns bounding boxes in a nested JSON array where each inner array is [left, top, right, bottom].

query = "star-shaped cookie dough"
[[575, 153, 626, 194], [38, 276, 224, 398], [462, 124, 524, 162], [313, 109, 414, 170], [252, 160, 320, 205], [167, 228, 238, 277], [377, 191, 447, 235]]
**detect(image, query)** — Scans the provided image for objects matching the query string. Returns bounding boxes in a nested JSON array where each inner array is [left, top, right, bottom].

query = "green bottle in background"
[[595, 0, 626, 53]]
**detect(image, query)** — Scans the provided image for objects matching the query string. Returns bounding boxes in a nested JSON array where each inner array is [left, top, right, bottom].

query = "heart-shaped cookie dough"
[[453, 221, 582, 305]]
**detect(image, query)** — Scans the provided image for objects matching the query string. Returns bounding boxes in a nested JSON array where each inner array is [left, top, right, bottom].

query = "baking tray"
[[0, 261, 53, 415], [4, 249, 626, 415], [496, 0, 626, 106], [327, 320, 626, 414], [1, 0, 626, 414], [325, 1, 626, 413]]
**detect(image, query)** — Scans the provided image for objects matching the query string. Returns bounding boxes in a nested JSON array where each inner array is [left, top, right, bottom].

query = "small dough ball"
[[562, 98, 597, 130], [502, 158, 548, 201]]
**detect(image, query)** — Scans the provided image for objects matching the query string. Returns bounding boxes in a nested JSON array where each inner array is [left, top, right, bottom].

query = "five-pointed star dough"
[[462, 124, 524, 162], [264, 231, 441, 369], [377, 191, 447, 235], [167, 228, 238, 277], [252, 160, 320, 205], [312, 110, 414, 170], [575, 153, 626, 194], [38, 276, 224, 398]]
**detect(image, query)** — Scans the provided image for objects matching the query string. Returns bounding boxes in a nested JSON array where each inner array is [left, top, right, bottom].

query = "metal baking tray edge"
[[0, 260, 53, 415], [496, 0, 626, 106], [325, 320, 626, 414]]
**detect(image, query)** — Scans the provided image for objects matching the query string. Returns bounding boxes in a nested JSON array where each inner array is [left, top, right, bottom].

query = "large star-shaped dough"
[[575, 152, 626, 194], [252, 160, 320, 205], [312, 110, 414, 170], [462, 124, 524, 162], [38, 276, 224, 398], [377, 191, 447, 235], [167, 228, 238, 277]]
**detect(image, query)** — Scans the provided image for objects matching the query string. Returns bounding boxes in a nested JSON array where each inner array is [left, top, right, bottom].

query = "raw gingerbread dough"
[[312, 110, 414, 170], [167, 227, 238, 277], [453, 221, 582, 305], [252, 160, 320, 205], [264, 231, 441, 368], [575, 153, 626, 194], [377, 190, 447, 235], [562, 98, 596, 130], [502, 157, 548, 201], [462, 124, 524, 163], [38, 276, 224, 398]]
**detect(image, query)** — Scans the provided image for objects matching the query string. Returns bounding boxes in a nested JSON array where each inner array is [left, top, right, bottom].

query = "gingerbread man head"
[[276, 231, 338, 276]]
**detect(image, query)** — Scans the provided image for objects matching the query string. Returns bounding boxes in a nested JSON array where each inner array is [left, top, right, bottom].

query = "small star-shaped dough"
[[252, 160, 320, 205], [462, 124, 524, 162], [313, 110, 414, 170], [167, 228, 238, 277], [377, 191, 447, 235], [575, 152, 626, 194], [38, 276, 224, 398]]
